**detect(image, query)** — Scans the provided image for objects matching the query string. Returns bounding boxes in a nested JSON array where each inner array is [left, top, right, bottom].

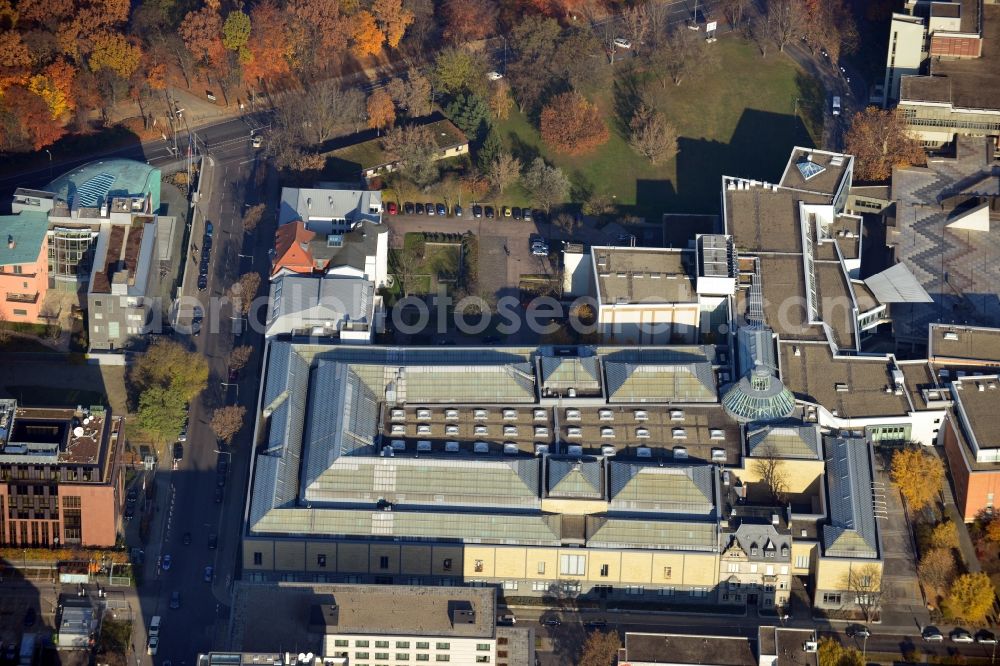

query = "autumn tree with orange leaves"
[[845, 107, 926, 182], [350, 10, 384, 57], [540, 91, 608, 155], [367, 88, 396, 133], [243, 0, 292, 85], [442, 0, 499, 43], [373, 0, 414, 49]]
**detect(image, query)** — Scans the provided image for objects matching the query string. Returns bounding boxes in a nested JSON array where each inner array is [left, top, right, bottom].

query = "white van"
[[149, 615, 161, 637], [832, 96, 841, 116]]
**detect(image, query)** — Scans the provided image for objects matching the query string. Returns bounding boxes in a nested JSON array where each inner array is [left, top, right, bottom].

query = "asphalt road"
[[141, 123, 276, 665]]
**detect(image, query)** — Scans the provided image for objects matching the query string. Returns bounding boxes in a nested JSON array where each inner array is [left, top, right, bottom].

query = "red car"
[[386, 202, 398, 215]]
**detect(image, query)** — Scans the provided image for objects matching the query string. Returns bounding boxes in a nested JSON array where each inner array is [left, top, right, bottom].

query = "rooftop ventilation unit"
[[445, 409, 459, 420], [416, 424, 431, 435], [636, 427, 650, 438], [601, 445, 616, 457], [534, 426, 549, 437], [673, 447, 688, 459], [445, 441, 460, 453], [601, 427, 615, 438], [535, 443, 549, 456], [416, 408, 431, 420], [566, 409, 581, 421], [503, 442, 518, 455], [474, 409, 489, 420], [637, 447, 652, 458], [534, 409, 547, 421], [416, 440, 432, 452], [445, 424, 459, 435], [474, 441, 490, 454], [599, 409, 614, 421], [390, 409, 405, 421], [503, 409, 518, 420], [567, 426, 582, 438], [503, 425, 518, 436], [391, 424, 405, 434], [567, 445, 583, 456], [711, 448, 726, 462], [391, 439, 406, 451], [634, 410, 649, 421]]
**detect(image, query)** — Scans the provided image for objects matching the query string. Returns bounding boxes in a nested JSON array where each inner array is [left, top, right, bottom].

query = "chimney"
[[7, 234, 14, 249]]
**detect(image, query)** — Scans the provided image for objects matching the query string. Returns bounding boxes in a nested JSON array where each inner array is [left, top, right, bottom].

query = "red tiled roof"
[[272, 220, 317, 276]]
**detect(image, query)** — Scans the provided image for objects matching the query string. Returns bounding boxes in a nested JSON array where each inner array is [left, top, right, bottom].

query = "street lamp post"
[[44, 149, 52, 180]]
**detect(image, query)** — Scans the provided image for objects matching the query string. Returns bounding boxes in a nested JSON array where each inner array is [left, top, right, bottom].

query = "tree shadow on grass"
[[611, 74, 646, 139], [507, 131, 541, 167]]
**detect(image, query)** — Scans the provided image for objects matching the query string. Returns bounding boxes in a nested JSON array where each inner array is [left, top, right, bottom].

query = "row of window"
[[344, 655, 489, 664]]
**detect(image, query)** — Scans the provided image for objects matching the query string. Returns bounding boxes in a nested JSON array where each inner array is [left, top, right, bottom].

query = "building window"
[[663, 566, 672, 579], [728, 563, 740, 573], [502, 581, 518, 590], [475, 559, 484, 572], [12, 309, 27, 316], [62, 496, 81, 508], [355, 653, 369, 660], [356, 641, 370, 648], [379, 556, 389, 569], [416, 657, 429, 662], [436, 643, 450, 650], [537, 562, 545, 574], [416, 643, 430, 650], [334, 640, 348, 647], [12, 265, 22, 274], [435, 657, 450, 663], [600, 564, 609, 577], [560, 554, 585, 576], [823, 593, 842, 605], [532, 581, 548, 592], [795, 555, 808, 569], [397, 642, 410, 649], [443, 559, 452, 571], [477, 644, 491, 652], [375, 654, 389, 660], [396, 655, 409, 661], [253, 552, 262, 565], [317, 554, 326, 567], [375, 641, 389, 648], [476, 658, 490, 664]]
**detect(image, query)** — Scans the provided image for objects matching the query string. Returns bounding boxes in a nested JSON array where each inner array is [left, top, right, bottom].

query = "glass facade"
[[48, 229, 98, 289]]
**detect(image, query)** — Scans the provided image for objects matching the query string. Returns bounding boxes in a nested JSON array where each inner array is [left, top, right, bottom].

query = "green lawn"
[[495, 38, 823, 216]]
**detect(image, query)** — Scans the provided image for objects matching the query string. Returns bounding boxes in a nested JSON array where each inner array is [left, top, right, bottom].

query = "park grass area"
[[495, 38, 823, 216]]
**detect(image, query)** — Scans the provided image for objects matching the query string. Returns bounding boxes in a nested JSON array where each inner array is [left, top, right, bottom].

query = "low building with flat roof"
[[0, 399, 125, 547], [591, 246, 700, 344], [226, 583, 532, 666], [328, 117, 469, 180], [620, 632, 757, 666], [266, 274, 378, 342], [941, 374, 1000, 520], [929, 323, 1000, 368]]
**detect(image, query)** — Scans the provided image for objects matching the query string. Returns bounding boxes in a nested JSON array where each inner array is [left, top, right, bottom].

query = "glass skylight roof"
[[795, 158, 826, 181]]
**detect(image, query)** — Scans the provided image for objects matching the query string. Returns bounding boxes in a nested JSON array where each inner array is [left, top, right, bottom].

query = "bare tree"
[[763, 0, 805, 53], [629, 105, 679, 165], [211, 405, 247, 445], [842, 564, 883, 624], [751, 443, 788, 503], [523, 158, 570, 214], [387, 70, 434, 117], [620, 5, 649, 50], [647, 26, 719, 88], [229, 273, 262, 315], [487, 152, 521, 194], [228, 345, 253, 371], [242, 203, 266, 234], [721, 0, 751, 29]]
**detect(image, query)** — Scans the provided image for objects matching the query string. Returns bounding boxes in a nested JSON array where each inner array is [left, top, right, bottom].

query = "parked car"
[[522, 208, 532, 222], [484, 206, 495, 219], [472, 205, 483, 218], [203, 566, 214, 583], [169, 591, 181, 609], [951, 630, 974, 643], [502, 206, 512, 218], [497, 614, 516, 625], [426, 202, 436, 216], [147, 636, 159, 655], [251, 135, 263, 149], [922, 627, 944, 642], [832, 96, 841, 116], [847, 625, 870, 639], [386, 201, 398, 215], [205, 222, 214, 237], [436, 203, 447, 216], [173, 442, 183, 461], [512, 207, 522, 220], [404, 202, 415, 215], [208, 533, 218, 549], [613, 37, 632, 49], [161, 554, 172, 571], [197, 275, 208, 291], [415, 203, 425, 215], [453, 204, 463, 217], [487, 71, 503, 80], [976, 630, 997, 645], [542, 617, 561, 627], [177, 427, 187, 442]]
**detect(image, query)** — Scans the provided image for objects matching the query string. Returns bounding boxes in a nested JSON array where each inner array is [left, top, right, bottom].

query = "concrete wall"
[[942, 417, 1000, 521]]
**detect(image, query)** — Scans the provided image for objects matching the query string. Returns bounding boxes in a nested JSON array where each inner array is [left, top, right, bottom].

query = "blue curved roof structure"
[[45, 159, 161, 212]]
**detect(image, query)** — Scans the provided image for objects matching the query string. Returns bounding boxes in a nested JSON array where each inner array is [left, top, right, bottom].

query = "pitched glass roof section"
[[398, 363, 536, 403], [823, 436, 879, 559], [608, 462, 716, 516], [795, 158, 826, 181], [251, 508, 563, 545], [605, 361, 718, 403], [722, 365, 796, 423], [300, 361, 381, 495], [539, 356, 601, 392], [305, 456, 541, 508], [746, 421, 822, 460], [547, 457, 603, 499], [585, 516, 719, 551]]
